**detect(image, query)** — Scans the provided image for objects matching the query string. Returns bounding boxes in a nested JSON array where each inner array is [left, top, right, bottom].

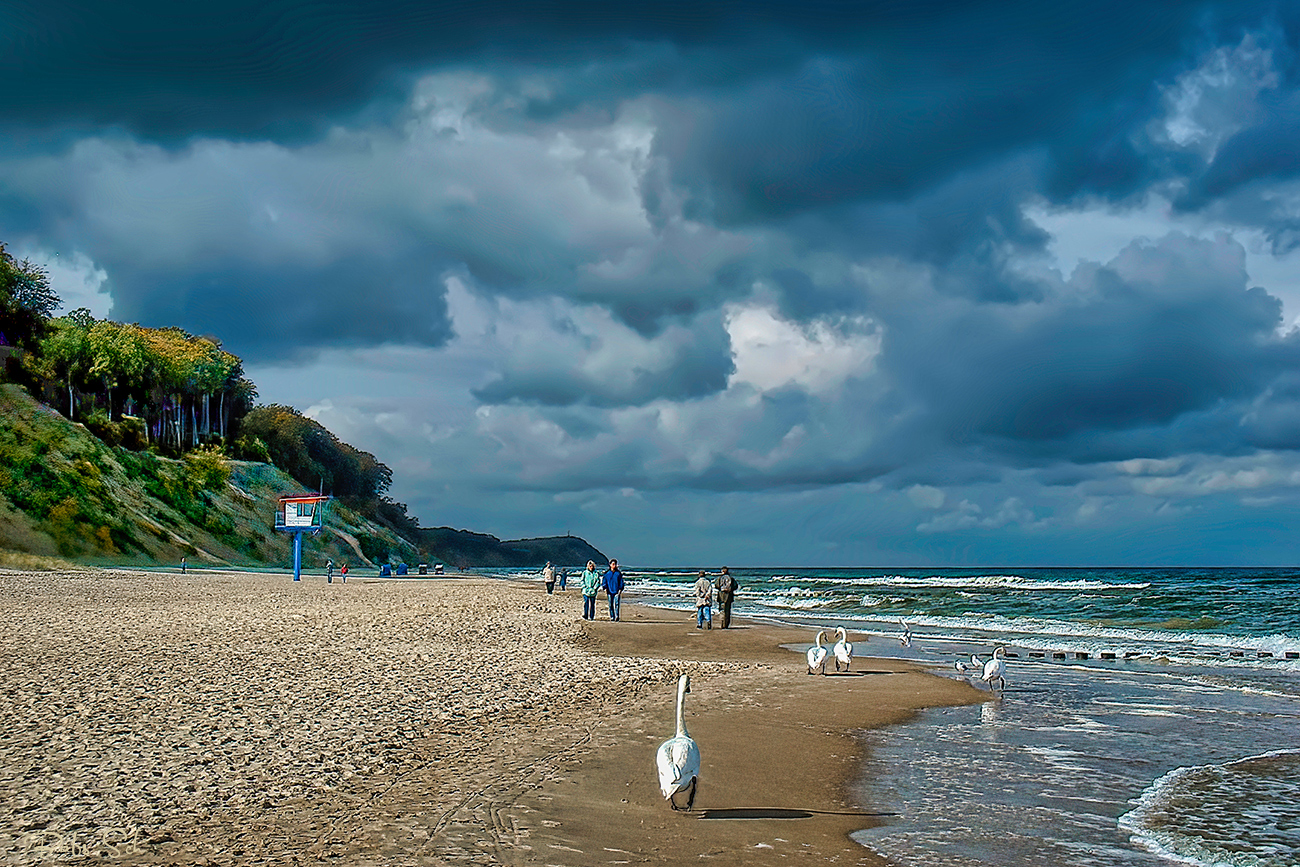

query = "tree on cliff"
[[0, 244, 59, 353], [237, 405, 392, 499]]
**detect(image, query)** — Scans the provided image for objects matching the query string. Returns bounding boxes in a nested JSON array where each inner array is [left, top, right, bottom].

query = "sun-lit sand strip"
[[0, 568, 979, 865]]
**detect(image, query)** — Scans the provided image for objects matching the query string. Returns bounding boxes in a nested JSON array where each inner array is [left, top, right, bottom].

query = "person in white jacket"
[[693, 571, 713, 629]]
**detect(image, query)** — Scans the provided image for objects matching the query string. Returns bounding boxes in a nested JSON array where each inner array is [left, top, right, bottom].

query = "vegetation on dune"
[[0, 236, 603, 568]]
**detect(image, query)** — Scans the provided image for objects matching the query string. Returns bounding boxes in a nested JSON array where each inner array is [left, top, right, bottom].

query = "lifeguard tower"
[[275, 494, 331, 582]]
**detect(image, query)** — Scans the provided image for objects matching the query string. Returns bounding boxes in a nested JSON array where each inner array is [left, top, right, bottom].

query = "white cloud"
[[907, 484, 946, 509], [1153, 34, 1279, 156], [726, 303, 881, 394]]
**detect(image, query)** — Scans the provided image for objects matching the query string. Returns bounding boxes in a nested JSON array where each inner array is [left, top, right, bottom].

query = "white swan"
[[955, 648, 1008, 692], [656, 674, 701, 811], [981, 646, 1007, 692], [899, 620, 912, 647], [832, 626, 854, 672], [806, 630, 829, 675]]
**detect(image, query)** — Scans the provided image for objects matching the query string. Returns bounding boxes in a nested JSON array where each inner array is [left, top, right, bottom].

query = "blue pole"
[[293, 531, 302, 581]]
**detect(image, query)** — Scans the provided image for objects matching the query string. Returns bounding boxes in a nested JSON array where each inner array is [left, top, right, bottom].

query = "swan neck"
[[675, 679, 689, 737]]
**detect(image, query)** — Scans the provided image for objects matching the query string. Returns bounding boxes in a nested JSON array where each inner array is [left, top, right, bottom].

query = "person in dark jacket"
[[603, 559, 625, 621], [715, 566, 739, 629]]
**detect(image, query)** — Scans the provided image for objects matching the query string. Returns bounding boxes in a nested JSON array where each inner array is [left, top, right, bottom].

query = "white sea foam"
[[782, 573, 1151, 591], [1119, 749, 1300, 867]]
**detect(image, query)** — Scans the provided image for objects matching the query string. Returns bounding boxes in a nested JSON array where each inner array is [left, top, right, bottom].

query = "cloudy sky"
[[6, 1, 1300, 566]]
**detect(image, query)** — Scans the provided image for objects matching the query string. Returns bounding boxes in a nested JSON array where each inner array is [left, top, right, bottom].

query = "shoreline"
[[0, 567, 981, 865], [543, 596, 982, 865]]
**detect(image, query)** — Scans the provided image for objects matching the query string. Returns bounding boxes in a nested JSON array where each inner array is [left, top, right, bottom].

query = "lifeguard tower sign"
[[275, 494, 331, 582]]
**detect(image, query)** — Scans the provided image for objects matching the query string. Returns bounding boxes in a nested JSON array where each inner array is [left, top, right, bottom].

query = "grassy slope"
[[0, 384, 416, 570]]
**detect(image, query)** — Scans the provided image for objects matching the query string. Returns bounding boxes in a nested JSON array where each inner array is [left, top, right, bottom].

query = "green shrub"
[[359, 535, 388, 563], [234, 435, 271, 463], [203, 509, 235, 536], [184, 445, 231, 493], [118, 416, 147, 451], [83, 409, 121, 447]]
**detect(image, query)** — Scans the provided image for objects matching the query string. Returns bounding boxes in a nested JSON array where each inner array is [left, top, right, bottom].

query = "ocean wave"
[[780, 574, 1151, 591], [759, 596, 834, 611], [1119, 749, 1300, 867], [812, 612, 1300, 662]]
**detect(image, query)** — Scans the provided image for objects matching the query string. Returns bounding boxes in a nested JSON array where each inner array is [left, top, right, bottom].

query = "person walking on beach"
[[559, 567, 569, 591], [327, 559, 334, 583], [604, 559, 625, 621], [693, 570, 713, 629], [180, 557, 187, 574], [580, 560, 600, 620], [543, 562, 556, 594], [340, 563, 348, 582], [715, 566, 738, 629]]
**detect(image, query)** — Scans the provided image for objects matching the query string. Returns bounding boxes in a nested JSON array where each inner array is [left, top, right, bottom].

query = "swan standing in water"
[[832, 626, 854, 672], [806, 630, 829, 675], [656, 674, 701, 811], [955, 648, 1008, 692], [981, 646, 1007, 692]]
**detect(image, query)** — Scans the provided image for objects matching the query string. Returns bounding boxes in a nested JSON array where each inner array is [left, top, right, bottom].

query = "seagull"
[[899, 620, 912, 647], [954, 653, 981, 675], [832, 626, 854, 672], [806, 630, 829, 675], [656, 674, 701, 811]]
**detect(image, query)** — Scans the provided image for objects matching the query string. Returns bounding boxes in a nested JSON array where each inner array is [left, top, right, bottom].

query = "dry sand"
[[0, 568, 980, 866]]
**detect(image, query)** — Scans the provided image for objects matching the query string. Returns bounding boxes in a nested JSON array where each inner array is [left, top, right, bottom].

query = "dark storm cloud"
[[0, 0, 1022, 141], [654, 2, 1228, 224], [1182, 91, 1300, 206], [885, 234, 1291, 448], [105, 256, 454, 361], [471, 311, 733, 407]]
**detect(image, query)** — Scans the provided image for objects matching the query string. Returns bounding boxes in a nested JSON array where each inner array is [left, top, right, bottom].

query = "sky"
[[6, 1, 1300, 566]]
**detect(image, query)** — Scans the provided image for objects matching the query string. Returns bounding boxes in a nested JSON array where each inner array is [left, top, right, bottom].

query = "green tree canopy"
[[0, 244, 59, 352], [239, 405, 392, 499]]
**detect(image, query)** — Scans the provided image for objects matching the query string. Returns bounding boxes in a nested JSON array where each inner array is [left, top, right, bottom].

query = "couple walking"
[[693, 567, 738, 629], [580, 559, 625, 621]]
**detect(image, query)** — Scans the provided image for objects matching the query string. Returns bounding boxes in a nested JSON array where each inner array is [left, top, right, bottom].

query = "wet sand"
[[0, 568, 980, 865]]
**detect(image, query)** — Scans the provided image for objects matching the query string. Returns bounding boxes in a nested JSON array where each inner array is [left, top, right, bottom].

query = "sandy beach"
[[0, 568, 980, 866]]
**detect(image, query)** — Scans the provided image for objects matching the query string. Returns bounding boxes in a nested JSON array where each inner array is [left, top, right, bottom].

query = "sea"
[[488, 565, 1300, 867]]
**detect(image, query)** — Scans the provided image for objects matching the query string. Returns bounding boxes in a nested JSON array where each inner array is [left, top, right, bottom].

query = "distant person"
[[715, 566, 738, 629], [327, 559, 334, 583], [603, 559, 625, 621], [340, 563, 348, 582], [580, 560, 601, 620], [543, 561, 556, 594], [180, 557, 187, 574], [693, 570, 713, 629], [559, 567, 569, 591]]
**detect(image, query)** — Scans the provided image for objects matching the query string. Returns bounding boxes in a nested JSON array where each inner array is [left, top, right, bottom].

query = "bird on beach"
[[832, 626, 854, 672], [955, 648, 1008, 692], [899, 620, 912, 647], [806, 630, 829, 675], [656, 674, 700, 811], [981, 646, 1007, 692]]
